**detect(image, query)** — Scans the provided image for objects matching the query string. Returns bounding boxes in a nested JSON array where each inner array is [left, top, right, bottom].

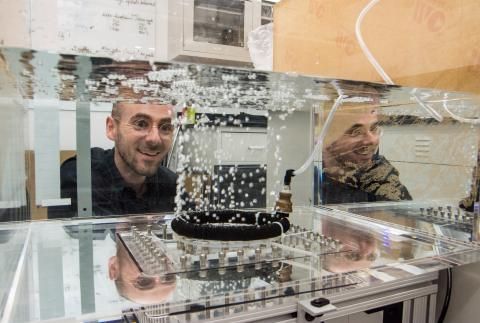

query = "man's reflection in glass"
[[322, 221, 379, 273], [319, 104, 411, 204], [108, 239, 176, 304]]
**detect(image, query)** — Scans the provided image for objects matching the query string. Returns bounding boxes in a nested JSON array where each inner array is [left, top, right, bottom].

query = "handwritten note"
[[57, 0, 155, 59]]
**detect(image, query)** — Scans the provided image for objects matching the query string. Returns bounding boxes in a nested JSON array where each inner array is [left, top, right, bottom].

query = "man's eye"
[[159, 123, 174, 133], [349, 128, 363, 137], [132, 119, 150, 130], [134, 276, 155, 290]]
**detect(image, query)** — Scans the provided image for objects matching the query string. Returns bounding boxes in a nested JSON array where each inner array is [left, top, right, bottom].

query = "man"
[[319, 106, 412, 204], [49, 102, 177, 218]]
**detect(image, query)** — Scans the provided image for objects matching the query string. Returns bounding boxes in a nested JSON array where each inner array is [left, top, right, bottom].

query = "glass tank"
[[1, 46, 480, 322]]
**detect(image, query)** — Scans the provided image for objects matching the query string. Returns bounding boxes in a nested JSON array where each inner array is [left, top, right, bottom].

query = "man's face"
[[109, 241, 176, 304], [327, 111, 380, 167], [107, 103, 174, 177], [320, 221, 378, 273]]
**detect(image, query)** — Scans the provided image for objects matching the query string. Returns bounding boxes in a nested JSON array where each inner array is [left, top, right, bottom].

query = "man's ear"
[[108, 256, 119, 280], [106, 116, 116, 141]]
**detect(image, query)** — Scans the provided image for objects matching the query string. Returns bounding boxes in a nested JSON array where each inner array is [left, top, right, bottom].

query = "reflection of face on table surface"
[[322, 220, 378, 273], [109, 238, 176, 304]]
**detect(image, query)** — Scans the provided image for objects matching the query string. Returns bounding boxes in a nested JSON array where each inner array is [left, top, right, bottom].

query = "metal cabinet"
[[163, 0, 275, 63]]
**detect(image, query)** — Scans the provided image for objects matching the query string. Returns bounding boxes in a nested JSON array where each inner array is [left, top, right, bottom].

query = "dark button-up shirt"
[[48, 148, 177, 218]]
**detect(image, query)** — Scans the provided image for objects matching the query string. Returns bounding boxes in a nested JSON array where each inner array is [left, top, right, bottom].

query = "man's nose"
[[145, 127, 163, 144], [361, 130, 379, 144]]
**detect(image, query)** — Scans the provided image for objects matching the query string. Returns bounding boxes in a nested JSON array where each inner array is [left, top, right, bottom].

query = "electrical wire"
[[437, 268, 452, 323]]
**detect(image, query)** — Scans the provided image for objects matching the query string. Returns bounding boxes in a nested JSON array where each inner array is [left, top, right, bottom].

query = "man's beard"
[[116, 135, 163, 177]]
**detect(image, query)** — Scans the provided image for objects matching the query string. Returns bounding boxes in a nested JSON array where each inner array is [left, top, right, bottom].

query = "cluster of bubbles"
[[173, 111, 272, 214]]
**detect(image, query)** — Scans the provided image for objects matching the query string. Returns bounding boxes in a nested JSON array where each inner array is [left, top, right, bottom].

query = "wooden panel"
[[273, 0, 480, 94]]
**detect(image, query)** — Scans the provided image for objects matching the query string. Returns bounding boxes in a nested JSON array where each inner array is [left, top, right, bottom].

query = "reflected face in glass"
[[326, 110, 380, 167], [322, 221, 378, 273], [108, 240, 176, 304], [107, 103, 174, 178]]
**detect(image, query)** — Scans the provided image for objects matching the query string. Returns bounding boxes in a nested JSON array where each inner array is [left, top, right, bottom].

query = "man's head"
[[321, 221, 378, 273], [324, 107, 381, 168], [109, 239, 176, 304], [106, 102, 174, 181]]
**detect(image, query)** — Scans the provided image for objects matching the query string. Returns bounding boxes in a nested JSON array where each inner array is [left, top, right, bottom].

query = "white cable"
[[442, 93, 480, 124], [355, 0, 443, 122], [411, 88, 444, 122], [355, 0, 393, 85], [294, 83, 346, 176]]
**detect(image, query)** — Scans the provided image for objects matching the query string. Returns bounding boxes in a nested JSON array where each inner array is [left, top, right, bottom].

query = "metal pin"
[[185, 299, 191, 322], [200, 253, 208, 269], [278, 282, 284, 304], [272, 245, 280, 267], [180, 255, 187, 270], [148, 243, 156, 256], [165, 302, 170, 323], [177, 241, 185, 251], [261, 287, 267, 307], [224, 293, 230, 316], [237, 249, 244, 272], [420, 207, 424, 215], [205, 296, 211, 319], [304, 241, 312, 251], [218, 251, 226, 264], [154, 250, 162, 263], [162, 224, 168, 239], [243, 291, 249, 312], [255, 248, 262, 270], [147, 224, 152, 235], [218, 251, 226, 275], [294, 280, 300, 298], [162, 256, 169, 271]]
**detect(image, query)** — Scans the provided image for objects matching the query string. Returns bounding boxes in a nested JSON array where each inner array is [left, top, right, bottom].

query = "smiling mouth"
[[139, 150, 160, 157], [354, 146, 373, 156]]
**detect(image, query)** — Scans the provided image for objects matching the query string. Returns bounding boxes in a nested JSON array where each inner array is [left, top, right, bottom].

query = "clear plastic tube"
[[293, 90, 346, 176], [442, 93, 480, 124], [355, 0, 393, 85], [411, 88, 444, 122], [355, 0, 443, 123]]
